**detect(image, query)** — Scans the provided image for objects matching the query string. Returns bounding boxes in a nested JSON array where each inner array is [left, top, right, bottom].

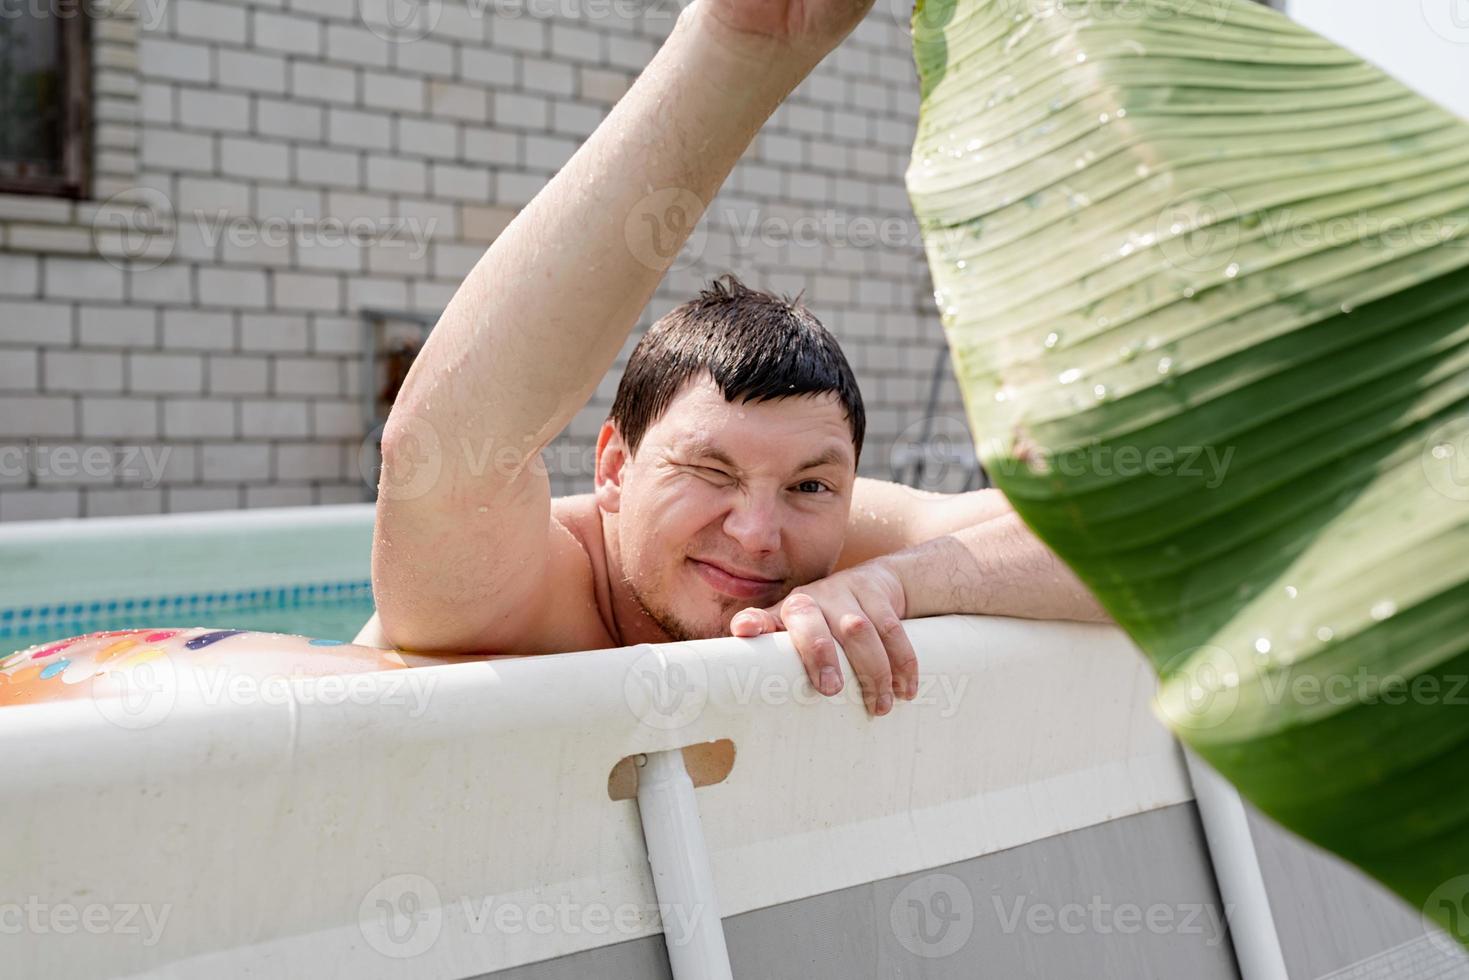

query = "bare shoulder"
[[524, 494, 616, 652], [551, 492, 601, 541], [378, 493, 614, 656]]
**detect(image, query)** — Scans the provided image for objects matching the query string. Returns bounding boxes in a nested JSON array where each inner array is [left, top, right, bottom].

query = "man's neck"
[[595, 510, 681, 649]]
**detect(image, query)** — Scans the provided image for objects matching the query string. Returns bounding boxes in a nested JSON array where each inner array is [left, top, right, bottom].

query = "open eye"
[[794, 479, 831, 494]]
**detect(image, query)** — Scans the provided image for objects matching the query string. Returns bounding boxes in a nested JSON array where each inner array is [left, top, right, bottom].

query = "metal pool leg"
[[1185, 750, 1290, 980], [635, 749, 735, 980]]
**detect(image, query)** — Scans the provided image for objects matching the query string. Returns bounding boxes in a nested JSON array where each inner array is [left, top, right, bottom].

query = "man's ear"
[[594, 419, 629, 514]]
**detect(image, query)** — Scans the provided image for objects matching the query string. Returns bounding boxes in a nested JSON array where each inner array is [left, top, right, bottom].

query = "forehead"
[[645, 376, 856, 469]]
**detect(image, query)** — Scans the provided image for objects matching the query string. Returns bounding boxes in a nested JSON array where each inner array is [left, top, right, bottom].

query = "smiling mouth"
[[688, 559, 782, 601]]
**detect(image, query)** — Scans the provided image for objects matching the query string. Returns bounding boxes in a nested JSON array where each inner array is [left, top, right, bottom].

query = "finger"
[[857, 594, 918, 701], [730, 606, 781, 638], [776, 593, 844, 697], [832, 607, 895, 716]]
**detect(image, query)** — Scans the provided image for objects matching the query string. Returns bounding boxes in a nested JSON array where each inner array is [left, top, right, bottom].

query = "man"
[[368, 0, 1105, 717]]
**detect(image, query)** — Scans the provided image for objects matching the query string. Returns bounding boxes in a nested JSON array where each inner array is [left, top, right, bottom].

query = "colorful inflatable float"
[[0, 626, 495, 710]]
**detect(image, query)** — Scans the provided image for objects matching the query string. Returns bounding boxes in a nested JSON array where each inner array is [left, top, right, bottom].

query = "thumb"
[[730, 605, 783, 638]]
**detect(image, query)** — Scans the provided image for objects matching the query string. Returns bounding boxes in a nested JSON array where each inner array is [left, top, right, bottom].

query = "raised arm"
[[372, 0, 876, 651]]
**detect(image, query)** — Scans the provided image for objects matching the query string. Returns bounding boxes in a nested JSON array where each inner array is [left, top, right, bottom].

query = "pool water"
[[0, 581, 375, 653]]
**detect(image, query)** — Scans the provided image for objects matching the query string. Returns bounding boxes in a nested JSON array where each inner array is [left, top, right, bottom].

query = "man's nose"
[[722, 493, 782, 555]]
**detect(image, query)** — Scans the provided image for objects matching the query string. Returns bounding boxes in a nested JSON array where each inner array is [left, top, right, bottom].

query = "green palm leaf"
[[906, 0, 1469, 937]]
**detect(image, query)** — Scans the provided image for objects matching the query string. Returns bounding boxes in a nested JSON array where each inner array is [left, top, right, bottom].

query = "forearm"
[[384, 3, 821, 472], [884, 512, 1110, 623]]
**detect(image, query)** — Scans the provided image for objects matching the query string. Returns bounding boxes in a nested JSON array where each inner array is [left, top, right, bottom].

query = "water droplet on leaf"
[[1370, 600, 1397, 621]]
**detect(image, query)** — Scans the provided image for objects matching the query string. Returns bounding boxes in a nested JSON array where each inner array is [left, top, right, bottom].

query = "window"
[[0, 0, 89, 197]]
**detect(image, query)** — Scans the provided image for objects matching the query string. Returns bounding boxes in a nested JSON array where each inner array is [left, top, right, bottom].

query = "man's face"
[[600, 376, 857, 641]]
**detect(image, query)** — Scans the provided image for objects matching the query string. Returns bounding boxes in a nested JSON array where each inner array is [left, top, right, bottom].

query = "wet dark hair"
[[609, 274, 865, 462]]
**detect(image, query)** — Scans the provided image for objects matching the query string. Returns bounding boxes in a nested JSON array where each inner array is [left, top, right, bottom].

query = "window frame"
[[0, 6, 91, 199]]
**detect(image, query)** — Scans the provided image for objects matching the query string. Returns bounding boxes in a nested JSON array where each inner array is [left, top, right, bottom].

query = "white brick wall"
[[0, 0, 962, 519]]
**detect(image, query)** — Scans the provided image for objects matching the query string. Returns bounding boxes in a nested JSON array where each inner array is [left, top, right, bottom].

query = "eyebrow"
[[683, 446, 736, 471], [795, 446, 851, 472], [683, 443, 850, 473]]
